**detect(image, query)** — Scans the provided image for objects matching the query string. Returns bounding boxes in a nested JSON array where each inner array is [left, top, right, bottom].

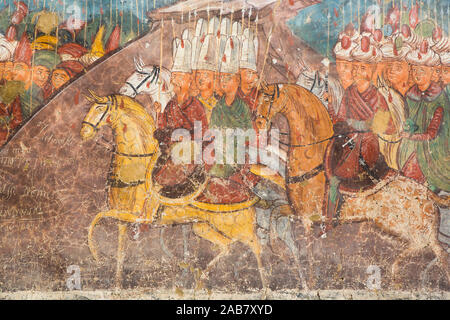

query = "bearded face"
[[384, 60, 410, 90], [32, 65, 50, 88], [219, 73, 240, 97], [352, 62, 375, 88], [411, 65, 434, 89], [195, 70, 215, 93], [441, 66, 450, 85], [170, 72, 192, 96], [335, 59, 354, 89], [239, 68, 258, 93]]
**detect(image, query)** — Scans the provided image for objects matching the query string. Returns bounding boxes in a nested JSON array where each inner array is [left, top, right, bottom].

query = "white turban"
[[0, 36, 17, 62], [350, 37, 382, 63], [380, 42, 411, 61], [406, 47, 440, 66], [333, 37, 357, 61], [440, 52, 450, 66], [432, 36, 450, 54]]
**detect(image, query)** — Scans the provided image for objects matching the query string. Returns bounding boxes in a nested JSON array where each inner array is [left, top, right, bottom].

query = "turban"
[[54, 60, 85, 78], [33, 50, 61, 70], [405, 47, 440, 66], [57, 43, 88, 59], [350, 36, 382, 63]]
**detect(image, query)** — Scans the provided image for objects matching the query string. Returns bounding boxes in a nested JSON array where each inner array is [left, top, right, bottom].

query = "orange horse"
[[255, 83, 449, 284]]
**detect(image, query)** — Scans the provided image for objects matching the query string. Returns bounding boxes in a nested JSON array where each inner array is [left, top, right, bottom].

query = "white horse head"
[[296, 68, 327, 104], [119, 56, 174, 111]]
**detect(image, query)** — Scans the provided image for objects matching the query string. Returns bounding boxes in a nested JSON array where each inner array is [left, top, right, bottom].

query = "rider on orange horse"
[[323, 36, 396, 235]]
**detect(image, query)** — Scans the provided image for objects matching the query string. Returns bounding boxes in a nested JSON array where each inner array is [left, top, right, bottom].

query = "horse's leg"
[[212, 208, 269, 297], [274, 213, 308, 290], [429, 235, 450, 286], [88, 211, 110, 262], [192, 222, 232, 282], [115, 221, 128, 289], [391, 246, 419, 286]]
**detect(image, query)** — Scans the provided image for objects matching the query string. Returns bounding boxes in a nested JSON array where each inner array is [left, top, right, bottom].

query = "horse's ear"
[[134, 56, 143, 72], [138, 56, 146, 69], [88, 89, 108, 103], [84, 94, 95, 103], [260, 80, 269, 92]]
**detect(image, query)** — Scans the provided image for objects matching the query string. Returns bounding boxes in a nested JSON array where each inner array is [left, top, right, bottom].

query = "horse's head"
[[119, 56, 166, 98], [80, 90, 117, 140], [297, 69, 326, 100], [255, 83, 286, 130]]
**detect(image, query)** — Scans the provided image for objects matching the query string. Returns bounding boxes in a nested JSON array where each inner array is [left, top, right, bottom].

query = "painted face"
[[3, 61, 14, 81], [384, 60, 410, 90], [219, 72, 240, 97], [431, 66, 442, 83], [170, 72, 192, 96], [0, 62, 5, 80], [352, 61, 375, 87], [441, 66, 450, 85], [51, 69, 70, 90], [12, 62, 31, 82], [411, 65, 434, 89], [195, 70, 215, 93], [239, 68, 258, 91], [335, 59, 353, 89], [32, 65, 51, 88]]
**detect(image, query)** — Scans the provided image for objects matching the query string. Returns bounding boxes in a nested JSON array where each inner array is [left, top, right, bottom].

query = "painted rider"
[[151, 29, 209, 199], [331, 24, 359, 122], [192, 18, 219, 122], [322, 35, 396, 235], [237, 27, 259, 115], [398, 41, 450, 193]]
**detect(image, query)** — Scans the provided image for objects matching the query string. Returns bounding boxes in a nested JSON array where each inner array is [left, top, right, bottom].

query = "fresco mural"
[[0, 0, 449, 298]]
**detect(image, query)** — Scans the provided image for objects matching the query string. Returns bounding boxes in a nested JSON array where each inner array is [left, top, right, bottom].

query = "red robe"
[[0, 96, 23, 146], [153, 96, 208, 195], [157, 96, 208, 135], [325, 84, 395, 191]]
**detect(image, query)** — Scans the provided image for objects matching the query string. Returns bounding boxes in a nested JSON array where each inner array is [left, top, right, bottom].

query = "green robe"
[[398, 83, 450, 192], [20, 83, 44, 120], [209, 96, 253, 178], [0, 81, 25, 105]]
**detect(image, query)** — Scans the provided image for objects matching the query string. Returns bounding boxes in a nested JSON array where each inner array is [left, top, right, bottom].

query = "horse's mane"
[[276, 84, 333, 145], [113, 94, 156, 140]]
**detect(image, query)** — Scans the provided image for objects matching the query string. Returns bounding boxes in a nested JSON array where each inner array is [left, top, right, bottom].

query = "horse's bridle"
[[125, 66, 160, 97], [256, 83, 280, 125], [82, 95, 117, 132]]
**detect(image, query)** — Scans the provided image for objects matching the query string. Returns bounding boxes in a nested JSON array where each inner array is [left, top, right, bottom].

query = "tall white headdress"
[[196, 34, 218, 72], [220, 36, 240, 74], [192, 19, 207, 70], [240, 28, 258, 71], [172, 30, 192, 73]]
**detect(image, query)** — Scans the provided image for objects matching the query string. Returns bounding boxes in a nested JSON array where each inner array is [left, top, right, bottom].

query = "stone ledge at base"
[[0, 289, 449, 300]]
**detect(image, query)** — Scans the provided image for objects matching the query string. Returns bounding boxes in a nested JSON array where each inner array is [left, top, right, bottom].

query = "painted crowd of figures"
[[128, 13, 450, 236], [0, 1, 122, 146], [80, 6, 450, 288]]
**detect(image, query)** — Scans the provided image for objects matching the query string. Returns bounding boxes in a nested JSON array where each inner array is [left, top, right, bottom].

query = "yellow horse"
[[80, 92, 267, 292], [255, 83, 449, 285]]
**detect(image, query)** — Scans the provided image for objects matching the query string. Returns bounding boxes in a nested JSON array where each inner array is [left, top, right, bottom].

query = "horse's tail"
[[428, 190, 450, 208]]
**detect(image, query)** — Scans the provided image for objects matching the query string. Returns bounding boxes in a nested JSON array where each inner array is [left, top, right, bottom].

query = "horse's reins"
[[82, 95, 116, 132], [125, 66, 160, 97], [259, 86, 404, 184]]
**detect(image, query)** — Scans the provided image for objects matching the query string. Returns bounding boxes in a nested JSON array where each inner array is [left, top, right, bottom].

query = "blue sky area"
[[1, 0, 449, 60]]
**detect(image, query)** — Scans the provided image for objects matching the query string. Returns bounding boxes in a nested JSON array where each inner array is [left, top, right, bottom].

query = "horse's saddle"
[[152, 151, 206, 199]]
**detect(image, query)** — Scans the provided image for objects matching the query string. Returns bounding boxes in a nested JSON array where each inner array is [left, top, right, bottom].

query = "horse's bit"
[[125, 66, 160, 97], [82, 95, 117, 132]]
